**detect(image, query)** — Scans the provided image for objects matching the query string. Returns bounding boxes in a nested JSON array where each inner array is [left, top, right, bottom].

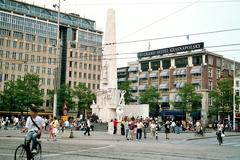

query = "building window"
[[84, 63, 87, 69], [208, 80, 212, 91], [31, 44, 35, 51], [74, 62, 77, 68], [0, 62, 2, 69], [11, 63, 15, 70], [89, 64, 92, 70], [70, 51, 73, 57], [26, 43, 30, 50], [69, 71, 72, 77], [17, 75, 21, 80], [0, 39, 4, 46], [208, 95, 213, 106], [88, 83, 91, 89], [208, 68, 212, 77], [6, 40, 10, 47], [216, 58, 221, 67], [48, 58, 52, 64], [69, 61, 72, 67], [48, 68, 51, 75], [79, 63, 82, 69], [97, 75, 100, 80], [30, 66, 34, 72], [141, 62, 149, 71], [25, 54, 29, 62], [42, 67, 46, 74], [18, 64, 22, 71], [93, 74, 96, 80], [37, 56, 41, 63], [0, 50, 3, 58], [216, 69, 221, 79], [151, 61, 160, 71], [208, 56, 213, 65], [36, 67, 40, 73], [5, 62, 9, 70], [92, 84, 96, 90], [79, 72, 82, 78], [12, 52, 17, 59], [84, 73, 87, 79], [19, 42, 23, 49], [49, 47, 52, 54], [236, 90, 240, 96], [192, 55, 202, 66], [47, 79, 51, 85], [74, 72, 77, 78], [18, 53, 23, 60], [11, 74, 15, 81], [93, 65, 96, 70], [97, 84, 100, 89], [6, 51, 10, 58], [41, 78, 45, 85], [69, 81, 72, 86], [4, 74, 8, 81], [162, 59, 171, 69], [13, 41, 17, 48], [175, 57, 188, 68], [43, 57, 46, 63], [98, 65, 101, 71], [37, 45, 41, 52], [43, 46, 47, 53], [88, 74, 91, 79], [236, 81, 239, 88], [24, 65, 28, 72], [31, 55, 35, 62], [75, 52, 78, 58]]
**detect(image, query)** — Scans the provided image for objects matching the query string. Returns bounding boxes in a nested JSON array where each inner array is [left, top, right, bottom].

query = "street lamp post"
[[233, 58, 236, 131], [53, 0, 65, 118]]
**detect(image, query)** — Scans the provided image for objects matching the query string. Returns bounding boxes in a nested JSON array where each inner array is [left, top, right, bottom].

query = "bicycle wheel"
[[33, 142, 42, 160], [14, 144, 27, 160]]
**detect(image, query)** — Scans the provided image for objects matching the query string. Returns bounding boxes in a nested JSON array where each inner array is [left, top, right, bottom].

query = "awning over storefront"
[[173, 69, 186, 76], [139, 85, 147, 91], [175, 82, 185, 88], [191, 80, 201, 85], [191, 66, 202, 74], [139, 73, 148, 79], [128, 67, 138, 72], [159, 110, 185, 117], [149, 72, 158, 78], [159, 83, 169, 89], [160, 70, 169, 77]]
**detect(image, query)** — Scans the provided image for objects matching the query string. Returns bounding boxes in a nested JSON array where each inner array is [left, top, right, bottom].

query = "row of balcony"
[[128, 95, 182, 103], [130, 80, 201, 91]]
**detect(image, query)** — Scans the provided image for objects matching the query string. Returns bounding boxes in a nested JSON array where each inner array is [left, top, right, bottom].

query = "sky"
[[22, 0, 240, 67]]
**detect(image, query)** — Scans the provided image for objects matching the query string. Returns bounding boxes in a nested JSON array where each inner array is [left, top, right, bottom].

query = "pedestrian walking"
[[176, 121, 181, 134], [84, 119, 91, 136], [124, 119, 129, 140], [216, 122, 224, 145], [113, 119, 117, 134], [129, 117, 136, 140], [47, 119, 54, 141], [165, 120, 171, 140], [52, 117, 59, 141], [143, 120, 148, 139], [136, 120, 144, 140], [171, 121, 176, 133], [121, 122, 125, 135], [150, 121, 156, 138]]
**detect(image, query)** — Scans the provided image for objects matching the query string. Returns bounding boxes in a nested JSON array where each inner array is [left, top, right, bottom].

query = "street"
[[0, 130, 240, 160]]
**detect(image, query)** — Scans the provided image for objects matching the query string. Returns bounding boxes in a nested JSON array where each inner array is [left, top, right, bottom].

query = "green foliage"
[[209, 79, 233, 119], [118, 81, 132, 104], [178, 84, 202, 114], [139, 86, 160, 113], [73, 83, 96, 114], [57, 84, 75, 114], [1, 73, 43, 112]]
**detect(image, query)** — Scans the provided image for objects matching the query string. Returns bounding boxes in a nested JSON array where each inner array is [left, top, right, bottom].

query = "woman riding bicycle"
[[22, 105, 44, 154]]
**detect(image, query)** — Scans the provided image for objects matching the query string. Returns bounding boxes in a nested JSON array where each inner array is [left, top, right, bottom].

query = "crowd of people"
[[112, 117, 208, 140]]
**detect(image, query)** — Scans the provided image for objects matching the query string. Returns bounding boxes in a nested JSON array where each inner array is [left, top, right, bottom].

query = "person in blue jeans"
[[22, 106, 44, 154]]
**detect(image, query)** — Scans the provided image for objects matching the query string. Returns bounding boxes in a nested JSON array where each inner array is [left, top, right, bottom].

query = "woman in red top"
[[113, 119, 117, 134]]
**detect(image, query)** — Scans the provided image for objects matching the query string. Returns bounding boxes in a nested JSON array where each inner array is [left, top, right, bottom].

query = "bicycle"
[[14, 137, 42, 160]]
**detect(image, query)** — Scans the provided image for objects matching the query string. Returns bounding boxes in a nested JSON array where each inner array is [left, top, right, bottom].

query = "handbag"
[[221, 133, 225, 137], [30, 117, 41, 139]]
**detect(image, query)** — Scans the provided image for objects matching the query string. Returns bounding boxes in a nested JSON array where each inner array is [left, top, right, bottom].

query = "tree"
[[57, 84, 75, 115], [139, 86, 160, 115], [2, 73, 43, 113], [118, 81, 132, 104], [73, 83, 96, 116], [178, 84, 202, 119], [209, 79, 233, 121]]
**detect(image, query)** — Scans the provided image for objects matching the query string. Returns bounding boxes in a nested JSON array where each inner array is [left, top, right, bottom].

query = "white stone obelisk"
[[91, 9, 119, 123]]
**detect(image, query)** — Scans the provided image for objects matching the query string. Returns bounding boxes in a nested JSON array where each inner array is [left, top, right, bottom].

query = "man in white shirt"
[[22, 106, 44, 154]]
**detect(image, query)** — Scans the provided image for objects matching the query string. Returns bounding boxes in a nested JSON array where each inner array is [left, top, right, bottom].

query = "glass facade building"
[[0, 0, 103, 111]]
